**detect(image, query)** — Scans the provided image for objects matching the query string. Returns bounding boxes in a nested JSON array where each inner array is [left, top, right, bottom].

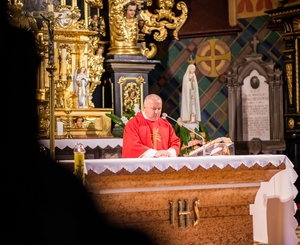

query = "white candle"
[[57, 121, 64, 136], [61, 48, 67, 60]]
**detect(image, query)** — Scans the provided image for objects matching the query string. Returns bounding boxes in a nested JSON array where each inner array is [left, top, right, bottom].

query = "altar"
[[79, 154, 298, 245]]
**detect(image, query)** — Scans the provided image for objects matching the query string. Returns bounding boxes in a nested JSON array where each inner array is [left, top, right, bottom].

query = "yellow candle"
[[74, 153, 84, 170], [74, 152, 85, 183], [73, 142, 85, 183]]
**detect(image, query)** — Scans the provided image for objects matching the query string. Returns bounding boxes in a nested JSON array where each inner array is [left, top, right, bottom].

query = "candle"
[[61, 48, 67, 60], [57, 121, 64, 136]]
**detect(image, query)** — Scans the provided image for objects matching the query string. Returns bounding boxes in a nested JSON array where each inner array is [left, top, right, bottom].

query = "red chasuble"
[[122, 112, 180, 158]]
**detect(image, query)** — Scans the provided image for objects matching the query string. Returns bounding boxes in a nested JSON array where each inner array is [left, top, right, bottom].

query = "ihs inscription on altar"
[[170, 199, 200, 228]]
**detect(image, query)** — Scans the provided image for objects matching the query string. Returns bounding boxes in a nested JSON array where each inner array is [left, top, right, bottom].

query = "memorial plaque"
[[242, 70, 270, 141], [225, 36, 285, 154]]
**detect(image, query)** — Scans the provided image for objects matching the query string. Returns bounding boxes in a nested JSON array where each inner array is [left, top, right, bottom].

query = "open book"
[[188, 137, 234, 156]]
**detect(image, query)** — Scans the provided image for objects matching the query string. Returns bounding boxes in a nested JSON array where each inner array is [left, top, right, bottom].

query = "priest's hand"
[[154, 150, 171, 158]]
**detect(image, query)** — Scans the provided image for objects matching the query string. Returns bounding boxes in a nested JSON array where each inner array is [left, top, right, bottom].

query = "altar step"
[[253, 226, 300, 245]]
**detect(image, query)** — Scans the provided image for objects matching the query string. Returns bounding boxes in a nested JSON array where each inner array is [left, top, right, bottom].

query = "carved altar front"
[[82, 155, 298, 245]]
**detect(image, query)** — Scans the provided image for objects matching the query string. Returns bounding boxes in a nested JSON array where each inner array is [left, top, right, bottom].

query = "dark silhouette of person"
[[1, 2, 153, 244]]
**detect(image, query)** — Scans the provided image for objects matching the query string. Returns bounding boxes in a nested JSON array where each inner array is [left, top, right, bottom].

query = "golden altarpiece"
[[266, 1, 300, 168], [8, 0, 188, 152]]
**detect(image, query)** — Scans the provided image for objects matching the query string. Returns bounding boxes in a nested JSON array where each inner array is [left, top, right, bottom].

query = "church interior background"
[[9, 0, 300, 215]]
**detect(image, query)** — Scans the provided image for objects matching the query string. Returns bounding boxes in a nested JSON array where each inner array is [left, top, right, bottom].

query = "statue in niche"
[[73, 67, 89, 108], [88, 14, 106, 40]]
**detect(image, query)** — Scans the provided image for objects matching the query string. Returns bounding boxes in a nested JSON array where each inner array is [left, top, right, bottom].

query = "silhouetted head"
[[3, 2, 41, 155]]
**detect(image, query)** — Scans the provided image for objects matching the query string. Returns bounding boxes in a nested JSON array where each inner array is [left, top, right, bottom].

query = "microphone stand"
[[162, 113, 206, 156]]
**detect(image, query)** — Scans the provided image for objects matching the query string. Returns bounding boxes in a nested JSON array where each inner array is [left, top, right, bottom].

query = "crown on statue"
[[188, 55, 195, 64]]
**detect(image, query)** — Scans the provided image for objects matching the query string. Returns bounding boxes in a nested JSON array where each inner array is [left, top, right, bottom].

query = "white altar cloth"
[[80, 154, 298, 245], [39, 138, 123, 149], [83, 154, 293, 174]]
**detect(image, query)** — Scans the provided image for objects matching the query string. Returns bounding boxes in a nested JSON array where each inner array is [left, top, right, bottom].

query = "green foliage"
[[173, 122, 211, 156], [198, 123, 211, 142], [105, 113, 126, 128], [123, 109, 135, 119], [105, 104, 138, 133]]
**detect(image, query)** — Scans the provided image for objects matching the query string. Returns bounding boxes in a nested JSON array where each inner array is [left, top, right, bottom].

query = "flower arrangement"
[[105, 104, 140, 137], [174, 122, 211, 156]]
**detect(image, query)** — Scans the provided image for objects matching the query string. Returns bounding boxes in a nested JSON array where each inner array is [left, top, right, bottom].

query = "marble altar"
[[74, 154, 298, 245]]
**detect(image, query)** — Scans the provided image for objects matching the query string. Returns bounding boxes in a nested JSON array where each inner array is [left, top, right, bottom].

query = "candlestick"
[[64, 91, 72, 110], [64, 109, 72, 138]]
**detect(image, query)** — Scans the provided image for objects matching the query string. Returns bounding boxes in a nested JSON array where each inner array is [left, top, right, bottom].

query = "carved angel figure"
[[73, 67, 89, 108], [108, 0, 141, 55]]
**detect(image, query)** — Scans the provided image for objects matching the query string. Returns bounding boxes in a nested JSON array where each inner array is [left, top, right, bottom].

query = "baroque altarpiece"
[[266, 1, 300, 173], [8, 0, 188, 139]]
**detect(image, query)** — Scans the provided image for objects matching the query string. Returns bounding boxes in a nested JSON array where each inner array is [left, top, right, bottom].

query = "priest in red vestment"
[[122, 94, 180, 158]]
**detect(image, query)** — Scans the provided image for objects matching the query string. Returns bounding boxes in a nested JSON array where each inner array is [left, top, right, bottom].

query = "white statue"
[[180, 63, 201, 124], [73, 67, 89, 108]]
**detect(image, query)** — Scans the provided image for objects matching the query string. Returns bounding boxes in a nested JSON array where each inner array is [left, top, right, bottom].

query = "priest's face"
[[144, 98, 162, 121]]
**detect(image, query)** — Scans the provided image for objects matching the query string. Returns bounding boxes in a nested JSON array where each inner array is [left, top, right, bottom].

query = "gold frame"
[[118, 76, 145, 115]]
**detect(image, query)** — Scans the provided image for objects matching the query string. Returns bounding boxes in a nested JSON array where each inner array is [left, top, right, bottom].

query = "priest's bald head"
[[123, 93, 180, 158], [143, 94, 163, 121]]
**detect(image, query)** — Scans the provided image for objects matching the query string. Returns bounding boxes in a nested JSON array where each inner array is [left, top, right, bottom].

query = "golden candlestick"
[[64, 89, 73, 138], [64, 110, 73, 138], [41, 11, 57, 161]]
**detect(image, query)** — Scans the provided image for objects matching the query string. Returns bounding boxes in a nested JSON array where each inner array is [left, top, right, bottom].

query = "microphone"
[[161, 113, 206, 156]]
